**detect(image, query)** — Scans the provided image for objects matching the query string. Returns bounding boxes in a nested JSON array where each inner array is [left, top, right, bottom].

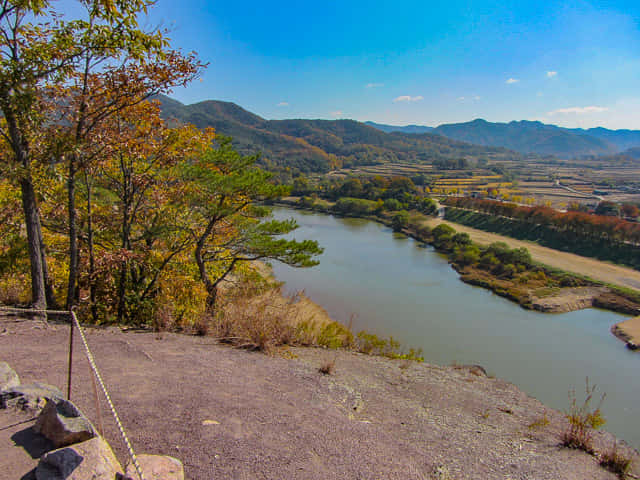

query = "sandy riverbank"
[[421, 216, 640, 293], [612, 316, 640, 350]]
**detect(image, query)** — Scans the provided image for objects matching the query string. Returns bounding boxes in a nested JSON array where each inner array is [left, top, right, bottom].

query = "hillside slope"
[[569, 126, 640, 152], [364, 121, 435, 134], [156, 96, 519, 173], [433, 119, 616, 157], [367, 118, 640, 158]]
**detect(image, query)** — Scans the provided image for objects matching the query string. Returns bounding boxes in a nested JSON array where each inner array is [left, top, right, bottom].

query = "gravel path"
[[1, 317, 638, 480]]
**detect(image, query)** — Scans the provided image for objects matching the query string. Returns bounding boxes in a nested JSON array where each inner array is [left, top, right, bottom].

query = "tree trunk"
[[19, 176, 47, 311], [195, 219, 216, 311], [66, 154, 78, 309], [85, 177, 98, 323], [116, 264, 127, 323], [40, 228, 59, 309], [3, 105, 54, 312], [205, 284, 218, 312]]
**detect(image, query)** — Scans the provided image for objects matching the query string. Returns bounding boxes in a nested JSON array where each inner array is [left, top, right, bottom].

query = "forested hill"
[[567, 126, 640, 152], [156, 95, 519, 174], [368, 118, 640, 158], [433, 119, 616, 157]]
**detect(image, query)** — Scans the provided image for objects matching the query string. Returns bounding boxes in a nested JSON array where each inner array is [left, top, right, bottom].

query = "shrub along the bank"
[[444, 198, 640, 270]]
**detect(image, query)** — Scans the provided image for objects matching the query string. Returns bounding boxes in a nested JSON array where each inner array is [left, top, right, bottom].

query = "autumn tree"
[[181, 137, 323, 311], [71, 101, 213, 322], [0, 1, 205, 311], [46, 2, 204, 309], [0, 1, 81, 310]]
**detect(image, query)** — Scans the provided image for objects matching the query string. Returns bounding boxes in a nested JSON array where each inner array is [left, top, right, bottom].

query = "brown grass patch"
[[208, 285, 352, 353]]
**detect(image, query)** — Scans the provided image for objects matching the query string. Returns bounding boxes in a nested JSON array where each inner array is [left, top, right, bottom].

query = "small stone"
[[35, 436, 123, 480], [463, 364, 488, 377], [34, 398, 97, 447], [125, 454, 184, 480], [0, 361, 20, 391], [0, 382, 63, 412]]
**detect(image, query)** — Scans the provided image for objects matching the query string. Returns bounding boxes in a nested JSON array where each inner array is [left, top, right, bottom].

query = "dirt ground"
[[1, 317, 638, 480], [422, 217, 640, 291], [612, 316, 640, 348]]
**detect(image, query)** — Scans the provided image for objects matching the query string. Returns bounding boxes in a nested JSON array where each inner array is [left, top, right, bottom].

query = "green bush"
[[391, 210, 410, 231], [332, 197, 377, 215]]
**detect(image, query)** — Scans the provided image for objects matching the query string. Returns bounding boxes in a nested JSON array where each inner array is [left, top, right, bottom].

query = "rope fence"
[[0, 305, 146, 480]]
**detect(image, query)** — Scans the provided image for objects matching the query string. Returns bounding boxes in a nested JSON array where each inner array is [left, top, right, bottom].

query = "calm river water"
[[270, 207, 639, 448]]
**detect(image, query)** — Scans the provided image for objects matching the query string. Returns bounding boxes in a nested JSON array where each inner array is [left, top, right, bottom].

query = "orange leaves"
[[445, 196, 640, 245]]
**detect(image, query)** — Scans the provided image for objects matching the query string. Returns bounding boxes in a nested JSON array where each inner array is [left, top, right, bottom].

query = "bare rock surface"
[[1, 318, 638, 480], [0, 360, 20, 390], [1, 382, 64, 412], [35, 436, 122, 480], [34, 399, 97, 447], [531, 287, 606, 313], [125, 454, 185, 480]]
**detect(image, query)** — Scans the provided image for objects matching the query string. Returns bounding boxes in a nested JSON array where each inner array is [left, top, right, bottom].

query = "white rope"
[[70, 311, 145, 480]]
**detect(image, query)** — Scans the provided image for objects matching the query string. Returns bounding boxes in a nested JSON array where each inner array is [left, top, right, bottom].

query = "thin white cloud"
[[473, 95, 481, 101], [506, 78, 519, 84], [546, 71, 557, 78], [276, 102, 289, 107], [547, 105, 609, 115], [536, 91, 544, 97], [393, 95, 424, 103], [457, 95, 481, 102], [457, 96, 466, 101], [365, 82, 384, 88], [331, 110, 343, 116], [548, 106, 608, 115]]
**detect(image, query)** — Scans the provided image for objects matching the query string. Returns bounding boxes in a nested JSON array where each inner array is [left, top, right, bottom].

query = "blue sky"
[[69, 1, 640, 128]]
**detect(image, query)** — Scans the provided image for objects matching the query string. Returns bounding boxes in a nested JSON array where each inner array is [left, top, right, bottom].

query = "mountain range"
[[156, 95, 518, 173], [157, 96, 640, 170], [367, 119, 640, 158]]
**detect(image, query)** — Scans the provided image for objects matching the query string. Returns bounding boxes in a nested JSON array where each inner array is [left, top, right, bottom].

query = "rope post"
[[1, 306, 146, 480], [67, 310, 74, 401]]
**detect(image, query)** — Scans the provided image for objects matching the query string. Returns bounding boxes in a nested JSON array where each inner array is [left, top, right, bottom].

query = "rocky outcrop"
[[0, 361, 20, 390], [124, 454, 185, 480], [453, 364, 488, 377], [530, 287, 605, 313], [35, 399, 97, 448], [35, 436, 123, 480], [0, 382, 63, 412]]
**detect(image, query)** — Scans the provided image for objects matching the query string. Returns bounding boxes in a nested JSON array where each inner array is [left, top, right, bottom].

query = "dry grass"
[[318, 359, 335, 375], [562, 378, 606, 454], [600, 440, 633, 479], [206, 284, 353, 353], [528, 412, 550, 431]]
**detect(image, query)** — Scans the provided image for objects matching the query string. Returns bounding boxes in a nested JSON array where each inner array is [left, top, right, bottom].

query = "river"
[[270, 207, 640, 448]]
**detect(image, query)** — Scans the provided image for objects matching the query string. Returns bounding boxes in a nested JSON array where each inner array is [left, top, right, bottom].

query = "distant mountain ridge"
[[156, 95, 519, 173], [367, 119, 640, 158], [364, 121, 435, 134]]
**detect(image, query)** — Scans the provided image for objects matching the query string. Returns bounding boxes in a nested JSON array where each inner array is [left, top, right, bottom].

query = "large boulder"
[[125, 455, 185, 480], [35, 436, 123, 480], [35, 399, 97, 448], [0, 361, 20, 390], [0, 382, 63, 412]]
